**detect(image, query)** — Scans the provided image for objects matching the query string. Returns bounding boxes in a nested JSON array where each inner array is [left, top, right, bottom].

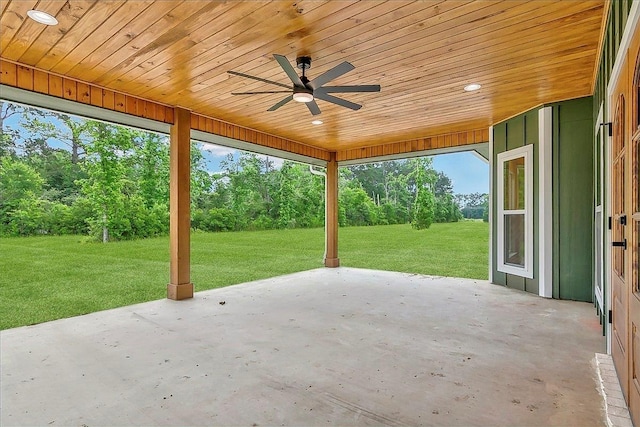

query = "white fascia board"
[[472, 149, 489, 163], [0, 85, 170, 135], [191, 130, 326, 167], [338, 142, 489, 166]]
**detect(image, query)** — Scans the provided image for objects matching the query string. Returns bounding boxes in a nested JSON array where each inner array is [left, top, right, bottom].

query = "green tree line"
[[456, 193, 489, 222], [0, 102, 469, 240]]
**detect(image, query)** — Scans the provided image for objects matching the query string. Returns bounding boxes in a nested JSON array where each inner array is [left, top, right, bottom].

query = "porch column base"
[[167, 283, 194, 300], [324, 257, 340, 268]]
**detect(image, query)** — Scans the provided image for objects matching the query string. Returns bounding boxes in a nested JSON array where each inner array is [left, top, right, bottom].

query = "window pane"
[[504, 214, 525, 267], [503, 156, 525, 210]]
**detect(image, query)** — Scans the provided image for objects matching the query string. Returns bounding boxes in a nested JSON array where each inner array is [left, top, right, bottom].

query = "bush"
[[6, 196, 45, 236], [69, 197, 94, 235], [43, 202, 74, 235], [205, 208, 235, 232], [340, 186, 379, 226], [251, 214, 275, 231]]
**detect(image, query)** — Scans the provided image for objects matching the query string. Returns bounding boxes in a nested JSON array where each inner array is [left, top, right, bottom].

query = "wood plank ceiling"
[[0, 0, 605, 153]]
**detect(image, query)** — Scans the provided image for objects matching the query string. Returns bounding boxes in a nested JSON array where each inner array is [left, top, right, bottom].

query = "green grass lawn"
[[0, 221, 488, 329]]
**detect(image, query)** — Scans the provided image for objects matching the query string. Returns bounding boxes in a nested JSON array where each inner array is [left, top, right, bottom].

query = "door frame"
[[606, 0, 640, 357], [595, 102, 612, 353]]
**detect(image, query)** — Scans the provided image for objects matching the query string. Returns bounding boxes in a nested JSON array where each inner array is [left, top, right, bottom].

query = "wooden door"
[[627, 38, 640, 424], [612, 85, 629, 401]]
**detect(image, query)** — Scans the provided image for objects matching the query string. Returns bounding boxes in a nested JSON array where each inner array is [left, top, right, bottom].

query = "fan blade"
[[316, 85, 380, 93], [273, 54, 304, 87], [309, 61, 355, 90], [268, 95, 293, 111], [227, 70, 290, 89], [314, 92, 362, 111], [306, 100, 321, 116], [232, 91, 292, 95]]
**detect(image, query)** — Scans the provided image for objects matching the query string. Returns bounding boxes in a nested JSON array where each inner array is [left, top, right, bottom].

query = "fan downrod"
[[296, 56, 312, 71]]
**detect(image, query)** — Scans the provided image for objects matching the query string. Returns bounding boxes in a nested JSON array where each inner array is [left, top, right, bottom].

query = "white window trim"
[[488, 126, 494, 283], [497, 144, 534, 278], [538, 106, 553, 297]]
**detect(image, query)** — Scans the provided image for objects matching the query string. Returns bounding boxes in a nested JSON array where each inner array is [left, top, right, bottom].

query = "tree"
[[0, 101, 24, 158], [348, 163, 386, 205], [292, 164, 324, 228], [276, 161, 297, 228], [458, 192, 489, 219], [0, 99, 472, 237], [0, 157, 44, 206], [0, 157, 45, 235], [434, 171, 454, 198], [25, 150, 85, 203], [190, 142, 213, 210], [134, 132, 169, 208], [482, 194, 489, 222], [340, 186, 379, 226], [411, 158, 436, 230], [432, 171, 463, 222], [219, 152, 270, 229], [18, 109, 91, 163], [78, 122, 134, 242]]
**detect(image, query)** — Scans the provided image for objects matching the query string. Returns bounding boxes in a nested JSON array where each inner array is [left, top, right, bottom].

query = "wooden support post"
[[167, 107, 193, 300], [325, 152, 340, 267]]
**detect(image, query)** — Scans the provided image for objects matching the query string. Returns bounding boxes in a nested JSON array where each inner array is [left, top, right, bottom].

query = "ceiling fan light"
[[293, 92, 314, 103]]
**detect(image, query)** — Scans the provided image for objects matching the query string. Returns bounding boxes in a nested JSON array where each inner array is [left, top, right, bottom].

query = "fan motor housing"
[[296, 56, 312, 70], [293, 86, 313, 96]]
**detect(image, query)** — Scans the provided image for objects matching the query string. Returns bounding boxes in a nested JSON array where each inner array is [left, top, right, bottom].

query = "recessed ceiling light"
[[27, 10, 58, 25], [464, 83, 482, 92], [311, 120, 323, 125]]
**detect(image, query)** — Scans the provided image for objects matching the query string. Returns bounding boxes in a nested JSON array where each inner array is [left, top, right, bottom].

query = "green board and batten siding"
[[492, 109, 539, 295], [492, 97, 593, 302], [551, 97, 594, 302]]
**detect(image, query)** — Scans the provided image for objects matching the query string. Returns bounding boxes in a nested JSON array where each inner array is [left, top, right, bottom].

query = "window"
[[497, 145, 533, 278]]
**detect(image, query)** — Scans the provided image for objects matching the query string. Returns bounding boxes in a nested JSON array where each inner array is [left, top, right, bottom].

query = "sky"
[[431, 152, 488, 194], [198, 144, 488, 194], [3, 105, 489, 195]]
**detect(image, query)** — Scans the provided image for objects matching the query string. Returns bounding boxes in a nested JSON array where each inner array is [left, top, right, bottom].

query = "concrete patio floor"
[[1, 267, 605, 426]]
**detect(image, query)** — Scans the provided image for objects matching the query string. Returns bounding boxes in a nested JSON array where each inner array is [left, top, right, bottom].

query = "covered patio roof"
[[0, 0, 605, 162]]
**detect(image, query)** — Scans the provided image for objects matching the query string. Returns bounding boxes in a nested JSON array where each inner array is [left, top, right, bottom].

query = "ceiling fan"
[[228, 54, 380, 116]]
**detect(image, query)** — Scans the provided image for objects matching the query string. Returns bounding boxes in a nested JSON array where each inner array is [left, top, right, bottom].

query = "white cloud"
[[200, 143, 236, 157], [197, 142, 288, 171]]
